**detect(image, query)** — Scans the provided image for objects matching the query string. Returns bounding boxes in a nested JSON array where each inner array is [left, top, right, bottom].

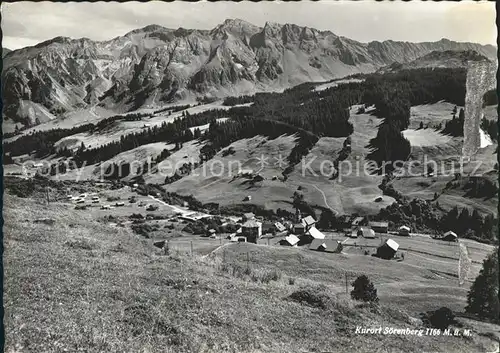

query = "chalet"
[[398, 226, 411, 236], [309, 239, 341, 253], [376, 239, 399, 260], [293, 223, 306, 235], [370, 221, 389, 233], [241, 220, 262, 243], [280, 234, 300, 247], [299, 226, 326, 245], [179, 216, 197, 223], [358, 226, 375, 238], [301, 216, 317, 231], [442, 231, 458, 242], [242, 213, 255, 222], [207, 229, 216, 237], [307, 227, 326, 240]]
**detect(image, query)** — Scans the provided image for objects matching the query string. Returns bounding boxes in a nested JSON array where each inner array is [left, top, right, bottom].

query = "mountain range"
[[2, 18, 496, 128]]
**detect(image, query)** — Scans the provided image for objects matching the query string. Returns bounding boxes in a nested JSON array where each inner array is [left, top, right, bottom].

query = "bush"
[[107, 195, 121, 202], [428, 307, 455, 330], [288, 277, 296, 285], [351, 275, 379, 303], [289, 285, 332, 309]]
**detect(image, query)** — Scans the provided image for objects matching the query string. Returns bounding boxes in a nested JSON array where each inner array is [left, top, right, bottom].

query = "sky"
[[1, 1, 497, 50]]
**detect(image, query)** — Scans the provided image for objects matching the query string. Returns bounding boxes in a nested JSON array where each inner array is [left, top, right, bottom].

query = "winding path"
[[305, 183, 339, 216]]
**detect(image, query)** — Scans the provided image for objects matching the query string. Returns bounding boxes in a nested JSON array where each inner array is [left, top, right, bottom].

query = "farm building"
[[241, 220, 262, 243], [293, 223, 306, 234], [370, 221, 389, 233], [274, 222, 286, 232], [358, 227, 376, 238], [307, 227, 325, 240], [301, 216, 317, 231], [242, 213, 255, 222], [309, 239, 341, 253], [279, 234, 300, 247], [262, 222, 276, 234], [442, 231, 458, 242], [300, 227, 326, 245], [206, 229, 216, 237], [351, 216, 366, 228], [398, 226, 411, 236], [376, 239, 399, 260]]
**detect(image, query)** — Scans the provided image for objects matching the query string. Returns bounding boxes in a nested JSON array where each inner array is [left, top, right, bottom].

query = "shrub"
[[289, 285, 332, 309], [428, 307, 455, 330], [107, 195, 121, 202], [288, 277, 296, 285], [351, 275, 379, 303]]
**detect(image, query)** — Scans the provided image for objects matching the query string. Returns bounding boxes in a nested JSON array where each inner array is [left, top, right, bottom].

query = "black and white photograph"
[[1, 1, 499, 352]]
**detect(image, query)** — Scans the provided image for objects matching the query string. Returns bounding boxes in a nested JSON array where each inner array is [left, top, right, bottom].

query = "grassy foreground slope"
[[4, 194, 499, 353]]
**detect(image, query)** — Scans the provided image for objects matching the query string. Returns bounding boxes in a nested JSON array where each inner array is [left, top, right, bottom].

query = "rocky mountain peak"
[[2, 18, 497, 128]]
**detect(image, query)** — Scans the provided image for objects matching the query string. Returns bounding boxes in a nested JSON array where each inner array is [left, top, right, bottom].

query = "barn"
[[370, 221, 389, 233], [280, 234, 300, 247], [398, 226, 411, 236], [300, 226, 326, 245], [358, 226, 376, 238], [309, 239, 341, 253], [376, 239, 399, 260]]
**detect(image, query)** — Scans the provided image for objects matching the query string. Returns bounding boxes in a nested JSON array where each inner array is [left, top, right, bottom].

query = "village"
[[60, 181, 463, 265]]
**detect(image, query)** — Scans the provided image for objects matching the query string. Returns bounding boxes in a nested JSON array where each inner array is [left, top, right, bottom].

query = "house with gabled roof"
[[376, 239, 399, 260], [309, 239, 341, 253], [280, 234, 300, 247], [301, 216, 317, 231]]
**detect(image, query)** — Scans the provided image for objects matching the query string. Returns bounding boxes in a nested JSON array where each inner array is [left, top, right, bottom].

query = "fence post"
[[190, 241, 193, 256]]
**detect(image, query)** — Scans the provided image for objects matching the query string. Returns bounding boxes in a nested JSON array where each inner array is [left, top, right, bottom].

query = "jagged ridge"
[[2, 19, 497, 127]]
